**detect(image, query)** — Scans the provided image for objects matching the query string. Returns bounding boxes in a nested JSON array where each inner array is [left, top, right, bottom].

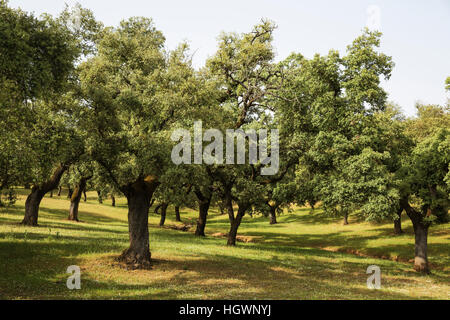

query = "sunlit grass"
[[0, 189, 448, 299]]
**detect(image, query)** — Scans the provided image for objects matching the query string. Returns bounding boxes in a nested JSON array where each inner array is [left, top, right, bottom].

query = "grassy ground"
[[0, 189, 448, 300]]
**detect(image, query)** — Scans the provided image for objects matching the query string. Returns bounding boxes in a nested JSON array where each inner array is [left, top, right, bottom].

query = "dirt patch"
[[320, 246, 442, 270], [210, 232, 263, 243], [161, 224, 193, 232]]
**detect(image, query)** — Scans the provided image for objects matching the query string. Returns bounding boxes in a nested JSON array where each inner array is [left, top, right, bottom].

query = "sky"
[[9, 0, 450, 117]]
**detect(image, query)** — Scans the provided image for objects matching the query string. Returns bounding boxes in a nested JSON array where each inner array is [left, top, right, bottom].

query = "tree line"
[[0, 2, 448, 274]]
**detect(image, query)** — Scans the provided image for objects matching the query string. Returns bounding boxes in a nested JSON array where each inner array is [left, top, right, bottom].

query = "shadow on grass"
[[67, 249, 432, 300], [0, 235, 427, 300]]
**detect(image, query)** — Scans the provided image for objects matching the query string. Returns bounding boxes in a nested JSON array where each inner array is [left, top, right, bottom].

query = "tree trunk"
[[269, 205, 277, 225], [224, 192, 234, 218], [67, 186, 73, 199], [57, 186, 62, 197], [68, 177, 90, 222], [194, 189, 212, 236], [22, 188, 45, 226], [218, 201, 225, 215], [401, 198, 431, 274], [159, 202, 168, 227], [118, 177, 159, 267], [175, 205, 181, 222], [412, 220, 430, 273], [83, 189, 87, 202], [343, 211, 349, 225], [97, 190, 103, 204], [195, 194, 211, 237], [394, 206, 403, 235], [49, 190, 53, 197], [22, 164, 68, 226], [111, 194, 116, 207], [227, 205, 247, 246]]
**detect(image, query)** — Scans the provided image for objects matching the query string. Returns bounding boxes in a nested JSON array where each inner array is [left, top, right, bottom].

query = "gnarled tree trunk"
[[195, 191, 211, 237], [401, 198, 431, 274], [22, 188, 46, 226], [175, 205, 181, 222], [118, 176, 159, 267], [227, 204, 247, 246], [68, 177, 91, 222], [159, 202, 168, 227], [22, 164, 68, 226]]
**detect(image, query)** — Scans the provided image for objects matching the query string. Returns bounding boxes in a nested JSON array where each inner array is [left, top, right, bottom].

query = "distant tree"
[[66, 160, 96, 221], [205, 20, 283, 246]]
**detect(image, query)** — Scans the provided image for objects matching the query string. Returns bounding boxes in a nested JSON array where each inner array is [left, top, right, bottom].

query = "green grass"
[[0, 189, 448, 300]]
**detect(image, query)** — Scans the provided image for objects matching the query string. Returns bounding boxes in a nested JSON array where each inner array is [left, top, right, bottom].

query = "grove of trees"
[[1, 2, 448, 274]]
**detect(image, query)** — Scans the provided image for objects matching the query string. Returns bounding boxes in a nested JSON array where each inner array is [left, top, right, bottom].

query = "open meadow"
[[0, 189, 448, 300]]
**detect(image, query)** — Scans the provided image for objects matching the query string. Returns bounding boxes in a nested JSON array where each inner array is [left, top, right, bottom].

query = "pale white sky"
[[9, 0, 450, 116]]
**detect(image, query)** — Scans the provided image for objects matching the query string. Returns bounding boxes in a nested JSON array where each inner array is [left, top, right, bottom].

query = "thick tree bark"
[[227, 204, 247, 246], [118, 176, 159, 267], [22, 188, 45, 226], [394, 206, 404, 235], [412, 221, 430, 273], [195, 191, 211, 237], [22, 164, 68, 226], [159, 202, 168, 227], [68, 177, 90, 221], [269, 205, 277, 225], [401, 198, 431, 274], [175, 205, 181, 222], [111, 194, 116, 207]]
